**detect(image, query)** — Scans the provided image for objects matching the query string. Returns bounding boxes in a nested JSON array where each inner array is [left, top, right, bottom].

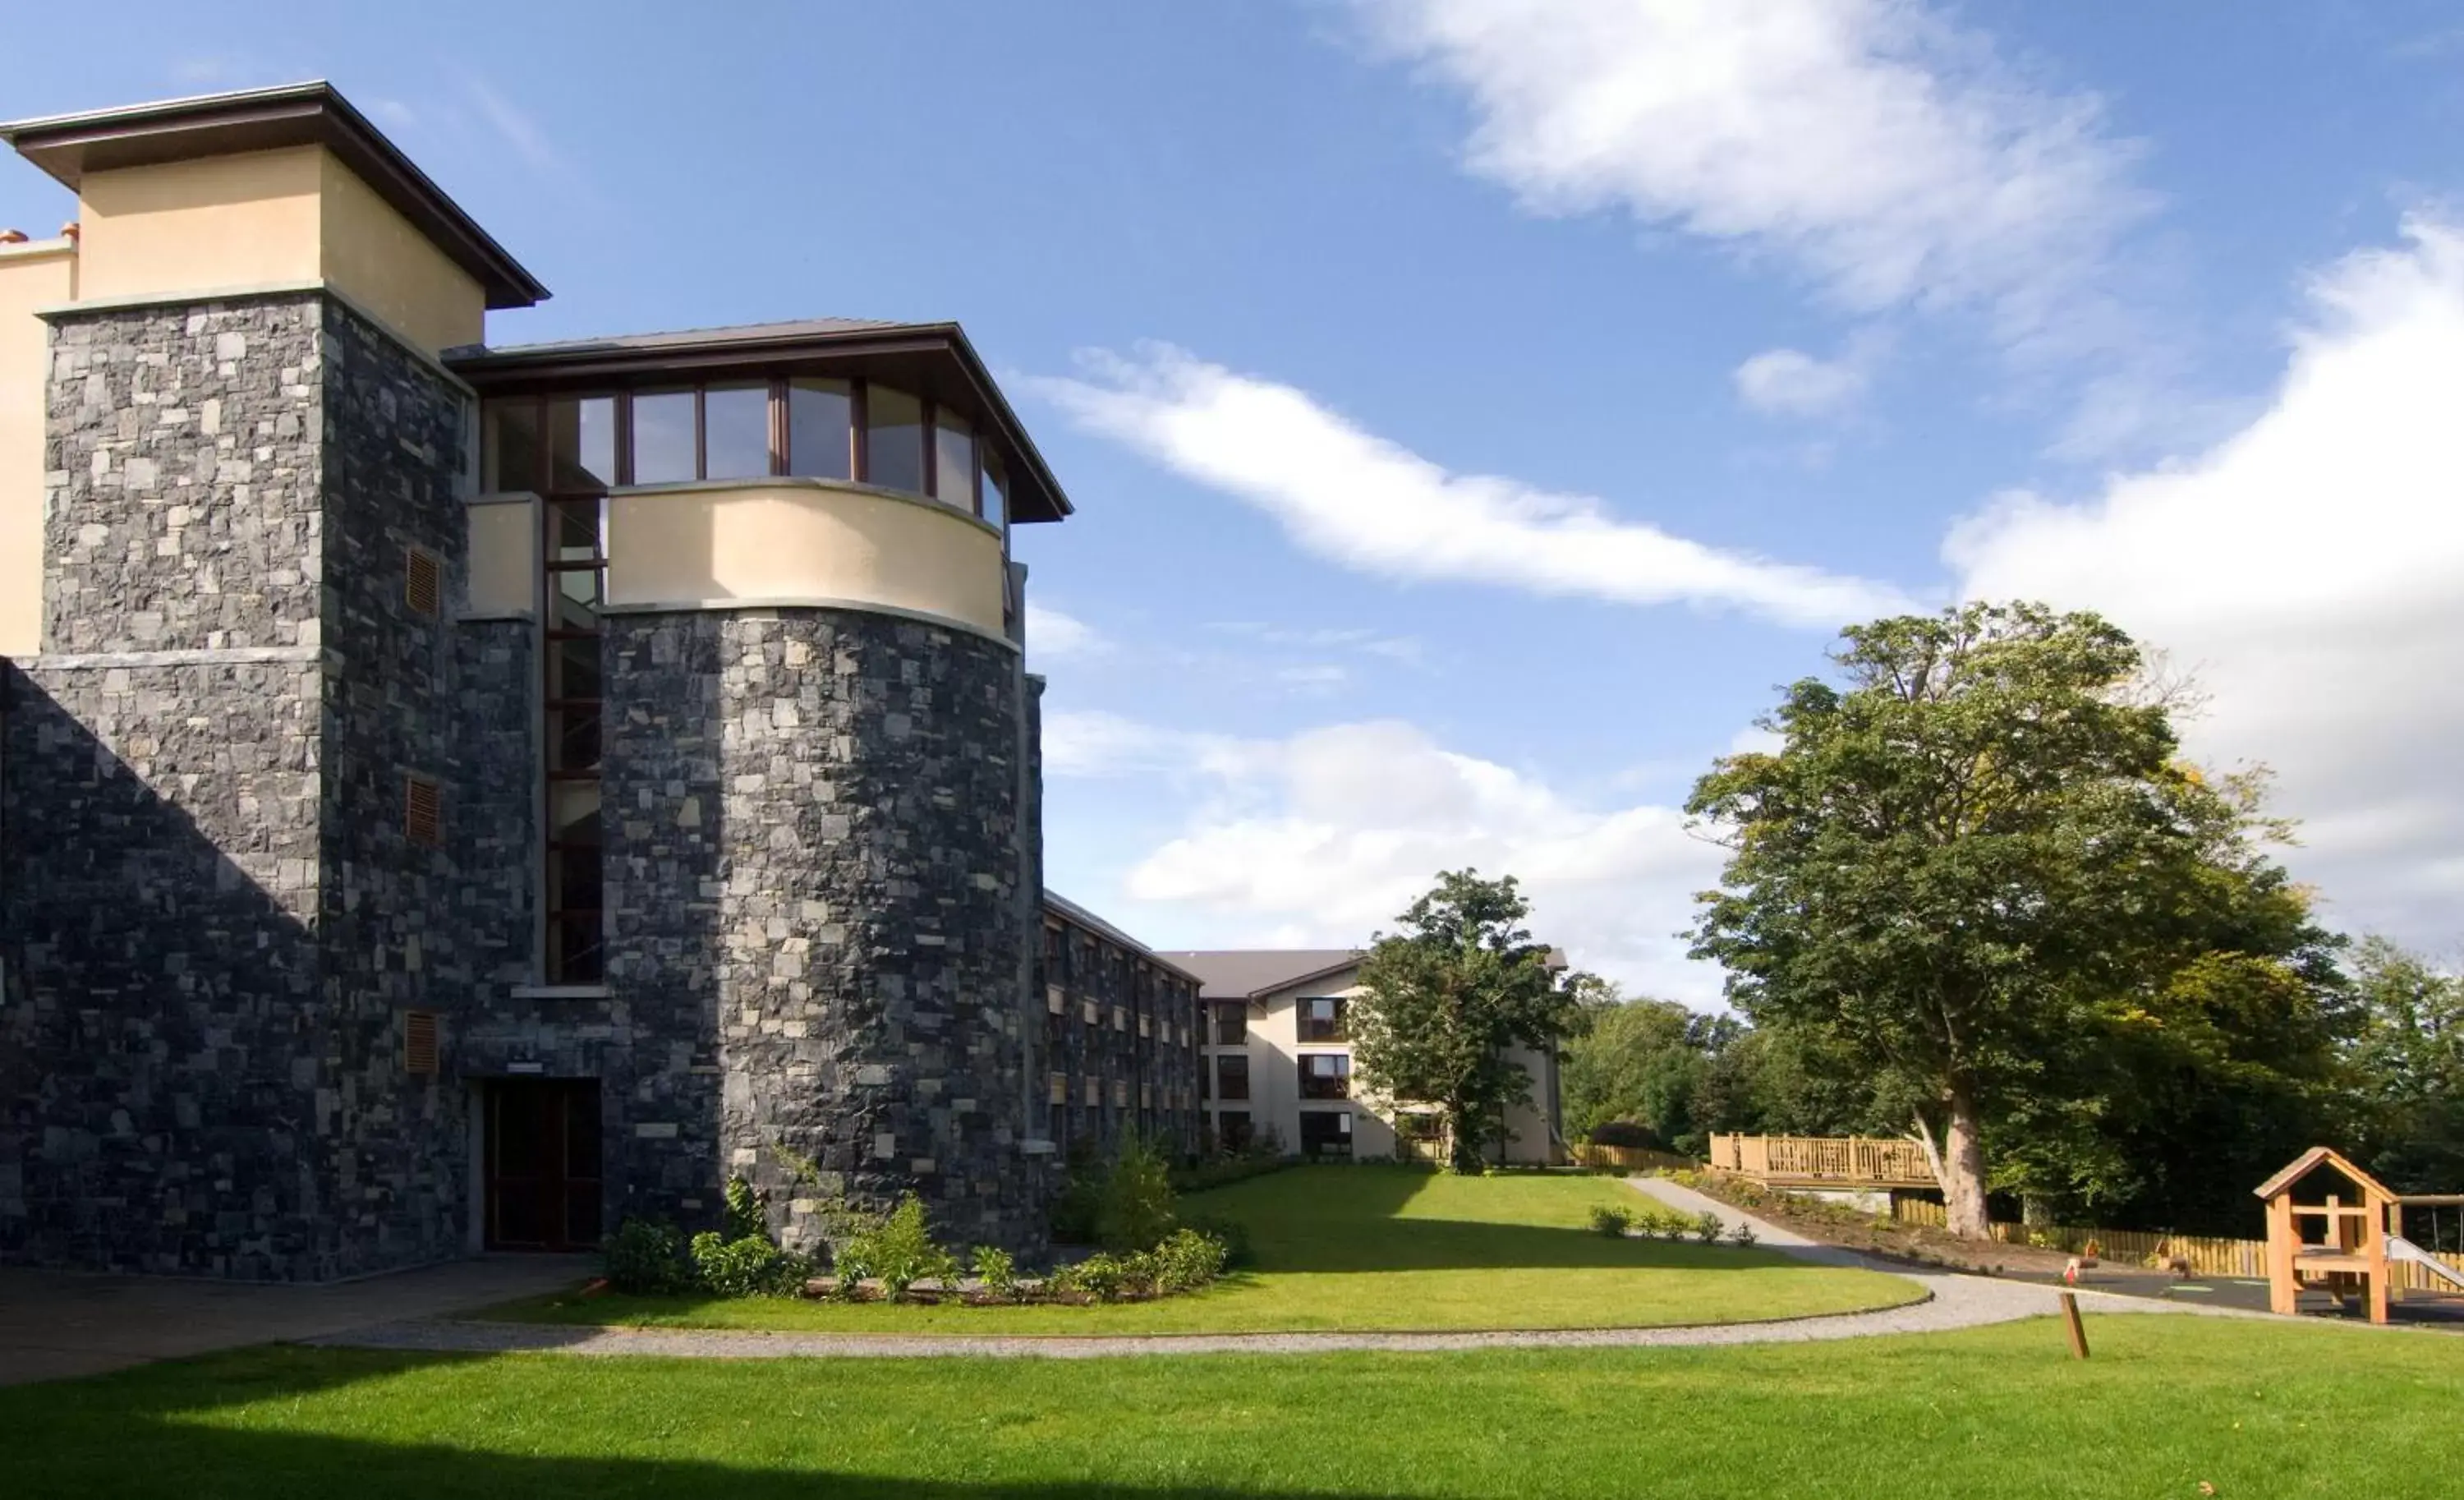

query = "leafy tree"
[[1687, 602, 2345, 1237], [1352, 870, 1583, 1173], [1561, 987, 1749, 1155], [2348, 936, 2464, 1193]]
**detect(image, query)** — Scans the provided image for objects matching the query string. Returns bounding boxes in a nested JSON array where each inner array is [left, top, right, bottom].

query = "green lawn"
[[11, 1316, 2464, 1497], [481, 1166, 1919, 1332]]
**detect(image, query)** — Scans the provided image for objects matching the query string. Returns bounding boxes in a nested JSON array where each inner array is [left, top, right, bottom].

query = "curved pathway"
[[313, 1178, 2218, 1362]]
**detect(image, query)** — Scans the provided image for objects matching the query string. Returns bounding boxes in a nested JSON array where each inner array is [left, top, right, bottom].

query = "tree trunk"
[[1940, 1081, 1992, 1240]]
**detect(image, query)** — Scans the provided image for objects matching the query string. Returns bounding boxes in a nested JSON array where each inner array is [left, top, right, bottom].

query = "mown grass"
[[10, 1315, 2463, 1497], [480, 1166, 1919, 1332]]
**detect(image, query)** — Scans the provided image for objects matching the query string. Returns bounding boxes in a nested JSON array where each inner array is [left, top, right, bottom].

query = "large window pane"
[[484, 400, 541, 491], [788, 378, 853, 480], [703, 383, 771, 481], [981, 449, 1008, 529], [865, 385, 925, 495], [632, 389, 696, 484], [548, 396, 617, 490], [931, 411, 976, 510]]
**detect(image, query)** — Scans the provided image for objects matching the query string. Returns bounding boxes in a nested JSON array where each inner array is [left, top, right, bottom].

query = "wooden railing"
[[1708, 1134, 1937, 1187], [1570, 1143, 1697, 1174], [1889, 1199, 2464, 1291]]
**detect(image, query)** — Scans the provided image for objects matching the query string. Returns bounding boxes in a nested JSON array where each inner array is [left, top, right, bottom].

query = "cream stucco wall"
[[317, 151, 485, 352], [465, 497, 537, 617], [72, 145, 485, 354], [0, 239, 76, 657], [603, 479, 1009, 638], [1209, 962, 1561, 1165], [76, 147, 324, 300]]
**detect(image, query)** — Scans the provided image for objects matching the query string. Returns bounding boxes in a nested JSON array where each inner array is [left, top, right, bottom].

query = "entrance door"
[[485, 1079, 604, 1249]]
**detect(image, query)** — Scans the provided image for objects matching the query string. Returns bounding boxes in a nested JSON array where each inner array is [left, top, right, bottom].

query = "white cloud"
[[1734, 347, 1869, 416], [1087, 718, 1726, 1002], [1037, 344, 1914, 628], [1041, 710, 1250, 781], [1358, 0, 2148, 354], [1026, 603, 1108, 660], [1947, 217, 2464, 950]]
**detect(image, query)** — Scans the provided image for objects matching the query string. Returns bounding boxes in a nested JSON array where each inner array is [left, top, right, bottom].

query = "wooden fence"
[[1571, 1143, 1697, 1174], [1708, 1133, 1937, 1188], [1887, 1199, 2464, 1291]]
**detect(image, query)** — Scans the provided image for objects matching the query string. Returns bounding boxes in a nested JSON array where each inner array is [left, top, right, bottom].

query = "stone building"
[[0, 82, 1198, 1281]]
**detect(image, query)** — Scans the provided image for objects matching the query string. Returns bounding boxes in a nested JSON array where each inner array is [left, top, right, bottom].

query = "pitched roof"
[[2253, 1145, 2397, 1202], [1041, 892, 1203, 985], [1157, 950, 1363, 1002], [0, 81, 548, 309]]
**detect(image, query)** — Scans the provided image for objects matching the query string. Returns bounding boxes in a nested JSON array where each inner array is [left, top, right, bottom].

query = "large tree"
[[1352, 870, 1582, 1173], [1685, 602, 2345, 1237], [2348, 936, 2464, 1194]]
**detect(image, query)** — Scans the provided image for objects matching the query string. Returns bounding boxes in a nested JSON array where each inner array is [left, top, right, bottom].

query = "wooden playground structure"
[[2256, 1146, 2464, 1324]]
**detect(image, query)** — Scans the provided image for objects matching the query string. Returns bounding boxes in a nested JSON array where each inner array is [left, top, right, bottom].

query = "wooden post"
[[2058, 1292, 2089, 1360], [2265, 1191, 2297, 1316]]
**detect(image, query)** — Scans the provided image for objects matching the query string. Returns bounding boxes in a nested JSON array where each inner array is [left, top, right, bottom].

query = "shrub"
[[972, 1245, 1023, 1303], [689, 1231, 808, 1298], [1154, 1228, 1230, 1293], [1096, 1128, 1179, 1254], [840, 1194, 958, 1302], [1179, 1212, 1253, 1268], [1728, 1221, 1758, 1248], [1588, 1204, 1634, 1237], [1587, 1120, 1664, 1150], [603, 1218, 689, 1295], [723, 1175, 767, 1241], [1638, 1205, 1696, 1240], [1693, 1211, 1726, 1244], [1055, 1253, 1128, 1303]]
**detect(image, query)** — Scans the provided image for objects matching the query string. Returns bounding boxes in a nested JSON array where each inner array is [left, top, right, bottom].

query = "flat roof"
[[451, 319, 1073, 523], [0, 81, 549, 310]]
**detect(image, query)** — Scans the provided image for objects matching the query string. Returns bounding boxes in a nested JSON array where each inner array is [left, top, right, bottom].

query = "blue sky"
[[8, 2, 2464, 1002]]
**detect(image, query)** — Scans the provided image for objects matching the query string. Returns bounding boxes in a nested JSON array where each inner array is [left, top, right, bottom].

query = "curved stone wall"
[[602, 606, 1044, 1253]]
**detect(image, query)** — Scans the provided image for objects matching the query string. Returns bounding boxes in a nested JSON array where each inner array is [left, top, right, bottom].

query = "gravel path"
[[310, 1179, 2219, 1362]]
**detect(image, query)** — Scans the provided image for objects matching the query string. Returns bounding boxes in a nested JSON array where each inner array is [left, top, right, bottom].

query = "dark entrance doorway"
[[485, 1078, 604, 1250]]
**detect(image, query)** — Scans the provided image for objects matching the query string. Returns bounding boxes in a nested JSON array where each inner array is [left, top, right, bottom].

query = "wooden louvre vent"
[[404, 1010, 440, 1076], [404, 773, 443, 848], [404, 546, 443, 618]]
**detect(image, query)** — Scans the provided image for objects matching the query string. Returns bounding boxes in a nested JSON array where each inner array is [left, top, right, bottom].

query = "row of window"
[[1205, 996, 1348, 1047], [481, 381, 1011, 526], [1046, 1075, 1195, 1111], [1202, 1108, 1354, 1158], [1199, 1053, 1352, 1102]]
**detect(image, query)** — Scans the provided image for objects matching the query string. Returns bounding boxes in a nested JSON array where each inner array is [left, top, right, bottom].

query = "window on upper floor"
[[1212, 1002, 1247, 1047], [1216, 1054, 1250, 1102], [480, 382, 1010, 525], [1298, 996, 1349, 1043], [1299, 1052, 1351, 1100]]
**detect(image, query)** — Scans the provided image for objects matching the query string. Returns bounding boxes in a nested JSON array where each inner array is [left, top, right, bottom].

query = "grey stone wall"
[[310, 298, 485, 1274], [0, 292, 488, 1277], [603, 609, 1046, 1254], [2, 295, 336, 1275]]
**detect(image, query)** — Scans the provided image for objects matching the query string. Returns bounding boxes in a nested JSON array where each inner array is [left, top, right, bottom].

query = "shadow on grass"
[[6, 1346, 1418, 1500]]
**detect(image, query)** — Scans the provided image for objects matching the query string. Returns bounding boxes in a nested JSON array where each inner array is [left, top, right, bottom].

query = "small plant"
[[972, 1245, 1023, 1304], [1589, 1204, 1634, 1238], [1059, 1252, 1129, 1303], [723, 1175, 767, 1241], [1692, 1210, 1726, 1244], [1153, 1228, 1230, 1293], [688, 1231, 808, 1298], [840, 1194, 958, 1302], [1727, 1221, 1758, 1248], [603, 1218, 689, 1295], [1097, 1127, 1179, 1254]]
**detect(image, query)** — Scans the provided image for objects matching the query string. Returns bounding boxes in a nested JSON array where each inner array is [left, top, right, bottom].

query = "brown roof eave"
[[449, 323, 1074, 522], [0, 81, 549, 310]]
